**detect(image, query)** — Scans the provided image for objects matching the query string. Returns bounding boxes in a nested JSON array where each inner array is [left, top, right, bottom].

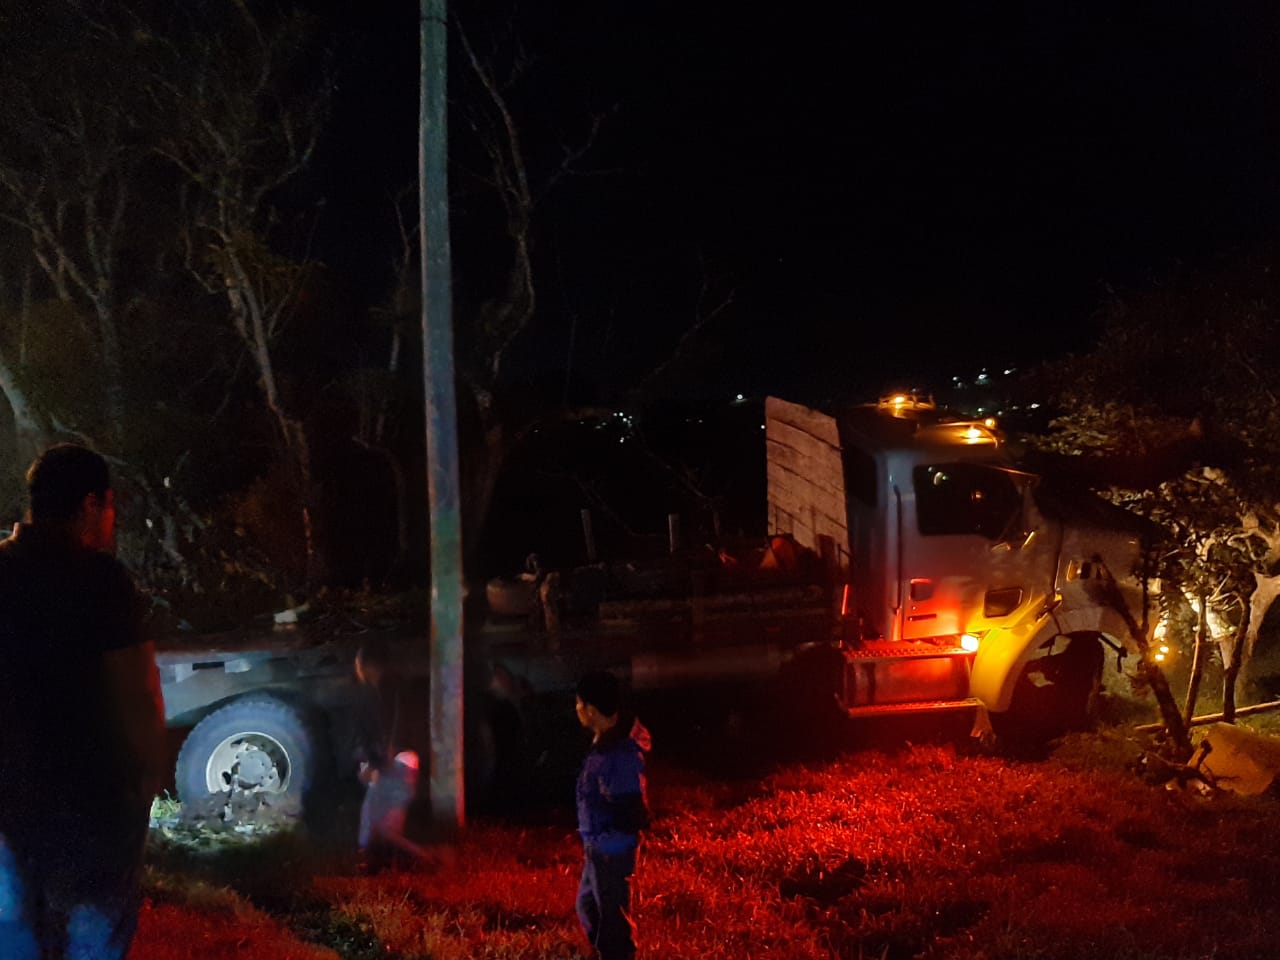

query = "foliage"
[[0, 0, 356, 607], [1030, 260, 1280, 706], [0, 0, 739, 607]]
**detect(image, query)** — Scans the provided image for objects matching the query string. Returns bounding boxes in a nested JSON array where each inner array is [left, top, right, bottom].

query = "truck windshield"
[[913, 462, 1022, 540]]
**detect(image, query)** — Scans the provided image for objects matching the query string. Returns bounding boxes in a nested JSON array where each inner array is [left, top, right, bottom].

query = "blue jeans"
[[576, 843, 638, 960], [0, 811, 147, 960], [358, 759, 418, 855]]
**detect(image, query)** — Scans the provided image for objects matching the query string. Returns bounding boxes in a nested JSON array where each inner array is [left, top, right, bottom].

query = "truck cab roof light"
[[878, 392, 937, 413]]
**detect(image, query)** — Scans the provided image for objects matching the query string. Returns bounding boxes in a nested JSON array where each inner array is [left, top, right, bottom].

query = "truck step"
[[843, 641, 972, 663], [842, 697, 982, 719]]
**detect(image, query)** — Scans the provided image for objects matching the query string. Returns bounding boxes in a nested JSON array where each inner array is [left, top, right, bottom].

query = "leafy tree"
[[447, 11, 612, 570], [0, 3, 157, 447], [444, 5, 752, 575], [141, 1, 335, 586], [0, 1, 341, 605], [1033, 257, 1280, 725]]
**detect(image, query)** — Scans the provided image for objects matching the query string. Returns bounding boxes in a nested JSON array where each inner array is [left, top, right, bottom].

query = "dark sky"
[[319, 1, 1280, 403]]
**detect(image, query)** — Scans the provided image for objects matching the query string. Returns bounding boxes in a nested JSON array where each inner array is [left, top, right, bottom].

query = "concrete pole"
[[420, 0, 464, 830]]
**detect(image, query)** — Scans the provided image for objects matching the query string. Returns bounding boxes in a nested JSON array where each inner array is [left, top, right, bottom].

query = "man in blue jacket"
[[574, 670, 651, 960]]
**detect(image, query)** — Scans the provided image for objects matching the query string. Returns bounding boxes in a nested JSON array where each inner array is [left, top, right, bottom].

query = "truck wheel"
[[176, 697, 318, 812], [1056, 633, 1105, 731], [994, 633, 1105, 750]]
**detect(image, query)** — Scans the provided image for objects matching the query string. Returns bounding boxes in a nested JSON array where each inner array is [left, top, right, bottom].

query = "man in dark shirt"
[[0, 444, 166, 960]]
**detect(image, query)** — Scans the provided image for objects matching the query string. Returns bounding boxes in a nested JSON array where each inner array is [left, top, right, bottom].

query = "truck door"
[[896, 461, 1044, 641], [842, 443, 888, 639]]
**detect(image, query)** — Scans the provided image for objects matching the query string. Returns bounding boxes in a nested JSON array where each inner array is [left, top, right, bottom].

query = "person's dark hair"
[[356, 636, 392, 669], [576, 670, 621, 717], [26, 444, 111, 522]]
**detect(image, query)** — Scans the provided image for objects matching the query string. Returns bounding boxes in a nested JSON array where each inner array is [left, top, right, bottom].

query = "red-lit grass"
[[136, 729, 1280, 959], [132, 873, 340, 960]]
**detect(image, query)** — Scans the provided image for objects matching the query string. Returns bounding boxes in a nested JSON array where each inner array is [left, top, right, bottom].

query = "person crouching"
[[353, 638, 421, 871]]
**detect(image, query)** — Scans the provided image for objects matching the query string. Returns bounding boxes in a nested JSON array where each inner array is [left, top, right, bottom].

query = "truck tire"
[[994, 632, 1105, 750], [176, 697, 319, 810], [1055, 632, 1105, 731]]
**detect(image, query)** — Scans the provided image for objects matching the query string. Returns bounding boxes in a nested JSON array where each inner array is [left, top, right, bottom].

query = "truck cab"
[[767, 394, 1145, 732]]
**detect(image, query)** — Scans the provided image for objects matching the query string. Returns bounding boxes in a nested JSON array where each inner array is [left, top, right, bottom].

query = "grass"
[[133, 709, 1280, 960]]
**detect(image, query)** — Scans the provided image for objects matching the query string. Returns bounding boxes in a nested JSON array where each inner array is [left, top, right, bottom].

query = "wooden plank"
[[765, 396, 841, 444], [766, 462, 845, 522], [764, 441, 845, 499], [765, 398, 849, 556], [765, 419, 841, 468]]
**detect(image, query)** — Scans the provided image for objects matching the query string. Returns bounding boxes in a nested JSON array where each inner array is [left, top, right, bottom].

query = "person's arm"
[[601, 791, 649, 833], [93, 556, 166, 799], [600, 754, 650, 833], [102, 639, 167, 799]]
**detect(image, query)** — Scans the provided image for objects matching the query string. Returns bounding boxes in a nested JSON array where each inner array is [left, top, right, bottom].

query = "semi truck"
[[158, 394, 1151, 818]]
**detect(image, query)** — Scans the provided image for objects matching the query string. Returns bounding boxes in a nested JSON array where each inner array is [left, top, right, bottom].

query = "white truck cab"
[[767, 394, 1146, 733]]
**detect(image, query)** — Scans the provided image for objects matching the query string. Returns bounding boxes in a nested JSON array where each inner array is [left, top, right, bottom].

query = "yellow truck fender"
[[970, 602, 1138, 714]]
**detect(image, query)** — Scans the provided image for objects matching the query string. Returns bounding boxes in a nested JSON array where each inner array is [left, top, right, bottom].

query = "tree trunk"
[[0, 348, 50, 466], [1103, 574, 1192, 759], [1245, 572, 1280, 662], [462, 421, 507, 575], [223, 247, 328, 588], [91, 297, 126, 444], [1140, 659, 1192, 759], [353, 436, 412, 581], [1182, 594, 1208, 729], [283, 417, 327, 589], [1222, 603, 1251, 724]]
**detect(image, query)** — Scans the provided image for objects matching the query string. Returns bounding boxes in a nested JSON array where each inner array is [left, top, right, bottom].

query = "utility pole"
[[420, 0, 465, 830]]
